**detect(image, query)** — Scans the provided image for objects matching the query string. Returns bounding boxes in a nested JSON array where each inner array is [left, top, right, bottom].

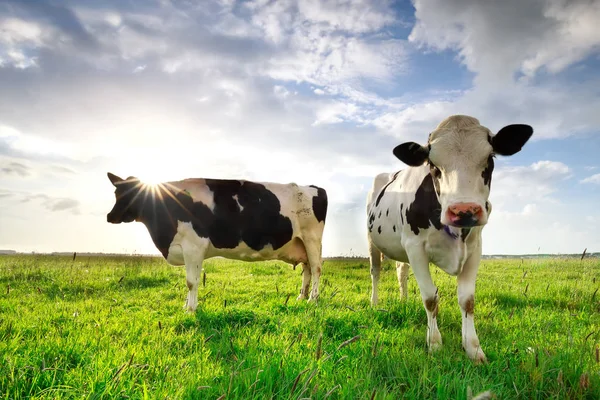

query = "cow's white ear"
[[393, 142, 429, 166], [107, 172, 124, 186], [492, 124, 533, 156]]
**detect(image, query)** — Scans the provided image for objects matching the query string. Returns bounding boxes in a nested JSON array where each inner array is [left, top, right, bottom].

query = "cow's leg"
[[305, 241, 322, 302], [368, 239, 382, 306], [458, 251, 487, 363], [296, 263, 311, 301], [407, 250, 442, 352], [182, 241, 207, 313], [396, 261, 409, 299]]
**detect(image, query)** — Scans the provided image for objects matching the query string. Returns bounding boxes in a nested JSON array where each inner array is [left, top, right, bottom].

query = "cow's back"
[[165, 178, 326, 265]]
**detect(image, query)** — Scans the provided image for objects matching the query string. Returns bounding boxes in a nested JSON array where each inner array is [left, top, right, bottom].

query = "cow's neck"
[[136, 187, 182, 258]]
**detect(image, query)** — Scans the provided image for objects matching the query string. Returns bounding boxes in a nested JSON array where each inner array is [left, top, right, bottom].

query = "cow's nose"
[[446, 203, 482, 227]]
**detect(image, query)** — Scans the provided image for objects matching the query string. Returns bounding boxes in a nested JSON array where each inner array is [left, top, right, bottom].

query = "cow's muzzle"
[[446, 202, 483, 227], [106, 212, 120, 224]]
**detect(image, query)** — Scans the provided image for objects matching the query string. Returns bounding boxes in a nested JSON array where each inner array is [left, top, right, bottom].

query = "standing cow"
[[106, 174, 328, 311], [366, 115, 532, 363]]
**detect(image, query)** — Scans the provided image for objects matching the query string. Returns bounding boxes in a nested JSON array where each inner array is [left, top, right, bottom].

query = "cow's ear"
[[492, 124, 533, 156], [393, 142, 429, 166], [107, 172, 124, 186]]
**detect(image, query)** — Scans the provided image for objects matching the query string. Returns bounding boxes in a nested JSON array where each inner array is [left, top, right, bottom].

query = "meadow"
[[0, 254, 599, 399]]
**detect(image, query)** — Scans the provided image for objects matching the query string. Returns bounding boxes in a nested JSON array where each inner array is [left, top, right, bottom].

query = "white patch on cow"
[[170, 179, 216, 210], [232, 194, 244, 211]]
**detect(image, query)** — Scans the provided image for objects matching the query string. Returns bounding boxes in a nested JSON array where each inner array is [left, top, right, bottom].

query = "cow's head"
[[393, 115, 533, 228], [106, 172, 143, 224]]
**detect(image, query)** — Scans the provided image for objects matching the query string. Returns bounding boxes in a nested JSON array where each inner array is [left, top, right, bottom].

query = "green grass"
[[1, 254, 599, 399]]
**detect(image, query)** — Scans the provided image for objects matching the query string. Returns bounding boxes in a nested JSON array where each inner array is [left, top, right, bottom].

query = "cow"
[[366, 115, 533, 363], [106, 173, 328, 311]]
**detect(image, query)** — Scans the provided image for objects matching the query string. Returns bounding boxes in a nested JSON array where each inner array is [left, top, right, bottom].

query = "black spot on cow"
[[368, 212, 376, 229], [378, 226, 382, 234], [485, 201, 490, 214], [108, 178, 294, 258], [405, 174, 442, 235], [482, 155, 494, 189], [204, 180, 293, 250], [400, 203, 404, 225], [461, 228, 470, 242], [375, 170, 401, 207], [309, 185, 328, 222], [378, 211, 381, 218], [386, 208, 389, 216], [393, 225, 396, 232]]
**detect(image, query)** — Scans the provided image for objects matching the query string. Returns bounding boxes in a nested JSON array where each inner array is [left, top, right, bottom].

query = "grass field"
[[1, 254, 599, 399]]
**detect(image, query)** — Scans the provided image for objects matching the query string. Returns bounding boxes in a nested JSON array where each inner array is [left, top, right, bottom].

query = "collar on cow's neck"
[[443, 225, 459, 239]]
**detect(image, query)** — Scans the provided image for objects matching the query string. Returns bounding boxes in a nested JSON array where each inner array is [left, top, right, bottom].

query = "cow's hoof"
[[184, 302, 197, 313], [296, 294, 307, 301], [428, 331, 443, 353], [428, 341, 443, 353], [307, 294, 319, 303], [468, 348, 487, 365]]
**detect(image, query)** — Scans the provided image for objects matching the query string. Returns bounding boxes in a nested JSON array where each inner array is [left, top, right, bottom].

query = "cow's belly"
[[165, 221, 307, 266], [369, 230, 409, 263], [206, 237, 307, 265]]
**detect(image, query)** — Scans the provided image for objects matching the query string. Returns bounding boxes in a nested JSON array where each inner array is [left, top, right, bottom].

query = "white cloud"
[[489, 160, 571, 215], [409, 0, 600, 84], [312, 101, 359, 125], [581, 173, 600, 184]]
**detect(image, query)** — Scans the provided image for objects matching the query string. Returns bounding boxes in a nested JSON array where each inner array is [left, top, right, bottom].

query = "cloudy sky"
[[1, 0, 600, 256]]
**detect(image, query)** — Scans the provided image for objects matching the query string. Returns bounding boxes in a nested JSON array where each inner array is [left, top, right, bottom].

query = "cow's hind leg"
[[296, 263, 311, 300], [305, 241, 323, 302], [182, 241, 207, 313], [369, 238, 382, 306], [396, 261, 410, 299]]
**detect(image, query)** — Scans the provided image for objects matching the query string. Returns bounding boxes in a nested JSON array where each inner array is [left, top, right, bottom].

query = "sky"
[[1, 0, 600, 257]]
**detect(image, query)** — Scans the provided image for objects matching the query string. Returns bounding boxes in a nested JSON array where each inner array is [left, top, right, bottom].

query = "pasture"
[[1, 254, 599, 399]]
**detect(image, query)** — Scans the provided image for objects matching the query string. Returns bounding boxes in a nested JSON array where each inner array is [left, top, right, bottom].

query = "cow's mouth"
[[447, 214, 480, 228], [445, 203, 484, 227]]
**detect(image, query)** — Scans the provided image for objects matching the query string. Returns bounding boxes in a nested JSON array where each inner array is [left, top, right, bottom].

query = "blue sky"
[[1, 0, 600, 256]]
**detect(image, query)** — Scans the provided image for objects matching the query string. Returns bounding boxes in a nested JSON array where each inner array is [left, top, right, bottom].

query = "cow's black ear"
[[393, 142, 429, 166], [492, 124, 533, 156], [107, 172, 123, 186]]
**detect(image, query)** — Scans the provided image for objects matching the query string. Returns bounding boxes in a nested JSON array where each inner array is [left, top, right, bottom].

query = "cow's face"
[[106, 172, 142, 224], [393, 115, 533, 228]]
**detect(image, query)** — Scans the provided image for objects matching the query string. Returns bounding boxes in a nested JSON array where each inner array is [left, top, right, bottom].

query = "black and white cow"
[[366, 115, 533, 363], [106, 174, 328, 311]]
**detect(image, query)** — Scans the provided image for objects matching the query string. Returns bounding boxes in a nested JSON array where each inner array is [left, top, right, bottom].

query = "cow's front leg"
[[182, 242, 206, 313], [296, 263, 311, 300], [408, 250, 442, 352], [458, 250, 487, 363]]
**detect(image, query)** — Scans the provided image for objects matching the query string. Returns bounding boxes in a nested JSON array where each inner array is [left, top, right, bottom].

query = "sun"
[[118, 157, 177, 187]]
